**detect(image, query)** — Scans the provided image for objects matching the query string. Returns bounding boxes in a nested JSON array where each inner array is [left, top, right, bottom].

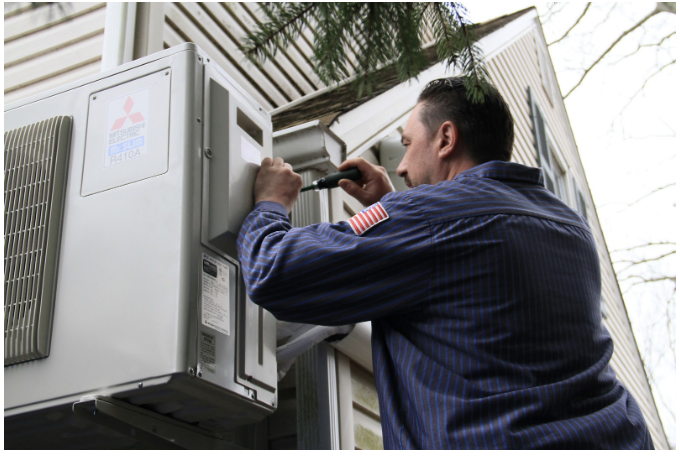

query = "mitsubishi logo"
[[111, 96, 145, 131]]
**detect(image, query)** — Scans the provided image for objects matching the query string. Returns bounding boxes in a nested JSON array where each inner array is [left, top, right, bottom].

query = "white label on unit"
[[105, 88, 150, 168], [199, 331, 217, 373], [201, 253, 230, 336], [241, 136, 261, 165]]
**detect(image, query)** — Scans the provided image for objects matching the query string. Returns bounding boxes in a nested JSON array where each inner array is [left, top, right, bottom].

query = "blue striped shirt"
[[237, 161, 653, 449]]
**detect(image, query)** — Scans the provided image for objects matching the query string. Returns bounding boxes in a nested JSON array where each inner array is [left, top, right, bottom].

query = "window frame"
[[528, 85, 590, 222]]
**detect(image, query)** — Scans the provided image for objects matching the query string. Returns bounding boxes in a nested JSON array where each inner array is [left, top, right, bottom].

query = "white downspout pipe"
[[101, 2, 137, 71]]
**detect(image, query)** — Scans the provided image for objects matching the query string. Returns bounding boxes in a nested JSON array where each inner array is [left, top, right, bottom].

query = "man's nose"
[[396, 158, 407, 177]]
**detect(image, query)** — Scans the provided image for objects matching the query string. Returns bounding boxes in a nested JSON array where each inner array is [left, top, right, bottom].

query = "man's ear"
[[438, 121, 459, 159]]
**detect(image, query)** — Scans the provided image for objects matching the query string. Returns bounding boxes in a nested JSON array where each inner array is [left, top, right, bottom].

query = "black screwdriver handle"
[[316, 167, 362, 190]]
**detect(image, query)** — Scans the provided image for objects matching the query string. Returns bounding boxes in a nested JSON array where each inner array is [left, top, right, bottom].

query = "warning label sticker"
[[199, 331, 216, 373], [201, 253, 230, 336], [105, 89, 150, 168]]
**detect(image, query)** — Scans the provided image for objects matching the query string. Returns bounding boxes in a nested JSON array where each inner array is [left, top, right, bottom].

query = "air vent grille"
[[4, 116, 72, 366]]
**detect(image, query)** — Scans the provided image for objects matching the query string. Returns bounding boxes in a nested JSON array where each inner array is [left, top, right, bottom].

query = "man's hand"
[[337, 158, 395, 207], [254, 157, 302, 213]]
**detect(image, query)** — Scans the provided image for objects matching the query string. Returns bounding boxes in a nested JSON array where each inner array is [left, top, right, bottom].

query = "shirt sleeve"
[[236, 192, 432, 326]]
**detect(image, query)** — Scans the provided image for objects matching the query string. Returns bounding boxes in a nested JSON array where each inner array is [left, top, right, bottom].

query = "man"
[[237, 78, 653, 449]]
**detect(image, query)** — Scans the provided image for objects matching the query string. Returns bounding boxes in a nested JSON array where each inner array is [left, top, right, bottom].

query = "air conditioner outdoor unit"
[[4, 43, 277, 449]]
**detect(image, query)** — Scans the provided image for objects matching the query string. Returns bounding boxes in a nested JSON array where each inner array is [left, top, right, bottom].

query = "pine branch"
[[241, 2, 316, 61], [450, 3, 489, 103], [313, 3, 360, 84], [428, 2, 459, 71], [548, 3, 591, 46], [391, 3, 429, 81], [241, 2, 490, 101]]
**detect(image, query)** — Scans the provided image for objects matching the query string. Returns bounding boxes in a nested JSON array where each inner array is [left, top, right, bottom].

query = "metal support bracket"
[[72, 397, 244, 450]]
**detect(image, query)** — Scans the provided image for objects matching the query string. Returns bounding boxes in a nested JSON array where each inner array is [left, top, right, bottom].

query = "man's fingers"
[[339, 157, 371, 173], [338, 179, 366, 200]]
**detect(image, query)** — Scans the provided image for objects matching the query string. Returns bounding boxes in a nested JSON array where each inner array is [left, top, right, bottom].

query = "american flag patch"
[[347, 202, 390, 236]]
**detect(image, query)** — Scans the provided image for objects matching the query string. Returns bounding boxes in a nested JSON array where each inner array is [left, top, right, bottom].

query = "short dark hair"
[[417, 77, 514, 163]]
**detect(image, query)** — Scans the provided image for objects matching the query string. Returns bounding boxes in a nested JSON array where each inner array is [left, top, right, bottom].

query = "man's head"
[[397, 77, 514, 188]]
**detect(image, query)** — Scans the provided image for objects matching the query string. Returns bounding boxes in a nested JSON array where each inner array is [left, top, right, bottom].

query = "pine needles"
[[241, 2, 490, 102]]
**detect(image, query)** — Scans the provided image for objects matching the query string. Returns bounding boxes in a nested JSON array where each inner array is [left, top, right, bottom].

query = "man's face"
[[397, 103, 440, 189]]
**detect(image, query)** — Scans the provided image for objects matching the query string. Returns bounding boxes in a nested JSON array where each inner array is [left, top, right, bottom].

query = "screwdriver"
[[300, 167, 362, 192]]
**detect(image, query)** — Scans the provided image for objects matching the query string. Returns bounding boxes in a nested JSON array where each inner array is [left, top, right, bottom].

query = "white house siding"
[[3, 2, 106, 104], [160, 2, 436, 113], [349, 361, 384, 450]]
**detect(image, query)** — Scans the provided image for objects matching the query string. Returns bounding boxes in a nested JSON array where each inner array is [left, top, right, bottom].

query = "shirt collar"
[[455, 160, 545, 186]]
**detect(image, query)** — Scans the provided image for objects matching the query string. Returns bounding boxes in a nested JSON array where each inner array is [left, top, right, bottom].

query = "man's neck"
[[444, 156, 479, 181]]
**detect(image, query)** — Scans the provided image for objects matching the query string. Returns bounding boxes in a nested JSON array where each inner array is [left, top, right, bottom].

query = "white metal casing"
[[4, 44, 277, 437]]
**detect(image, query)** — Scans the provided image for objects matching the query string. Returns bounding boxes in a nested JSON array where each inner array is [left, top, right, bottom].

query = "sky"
[[467, 1, 677, 448]]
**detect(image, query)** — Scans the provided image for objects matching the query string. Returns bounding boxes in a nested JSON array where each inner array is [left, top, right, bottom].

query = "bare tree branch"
[[613, 31, 676, 63], [548, 3, 591, 46], [613, 183, 676, 213], [592, 3, 619, 31], [622, 276, 676, 293], [615, 59, 676, 114], [563, 4, 669, 98], [540, 2, 570, 23], [614, 250, 676, 273], [666, 288, 676, 360], [611, 241, 675, 253]]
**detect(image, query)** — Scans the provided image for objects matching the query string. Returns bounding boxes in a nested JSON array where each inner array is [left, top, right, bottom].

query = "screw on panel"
[[138, 382, 143, 389], [197, 118, 202, 123], [271, 398, 276, 406], [204, 148, 213, 159], [189, 367, 195, 376], [92, 96, 97, 100], [165, 71, 169, 76], [198, 371, 203, 378]]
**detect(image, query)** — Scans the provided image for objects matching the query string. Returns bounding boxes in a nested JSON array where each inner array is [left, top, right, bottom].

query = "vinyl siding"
[[160, 2, 435, 113], [350, 362, 383, 450], [4, 2, 106, 104]]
